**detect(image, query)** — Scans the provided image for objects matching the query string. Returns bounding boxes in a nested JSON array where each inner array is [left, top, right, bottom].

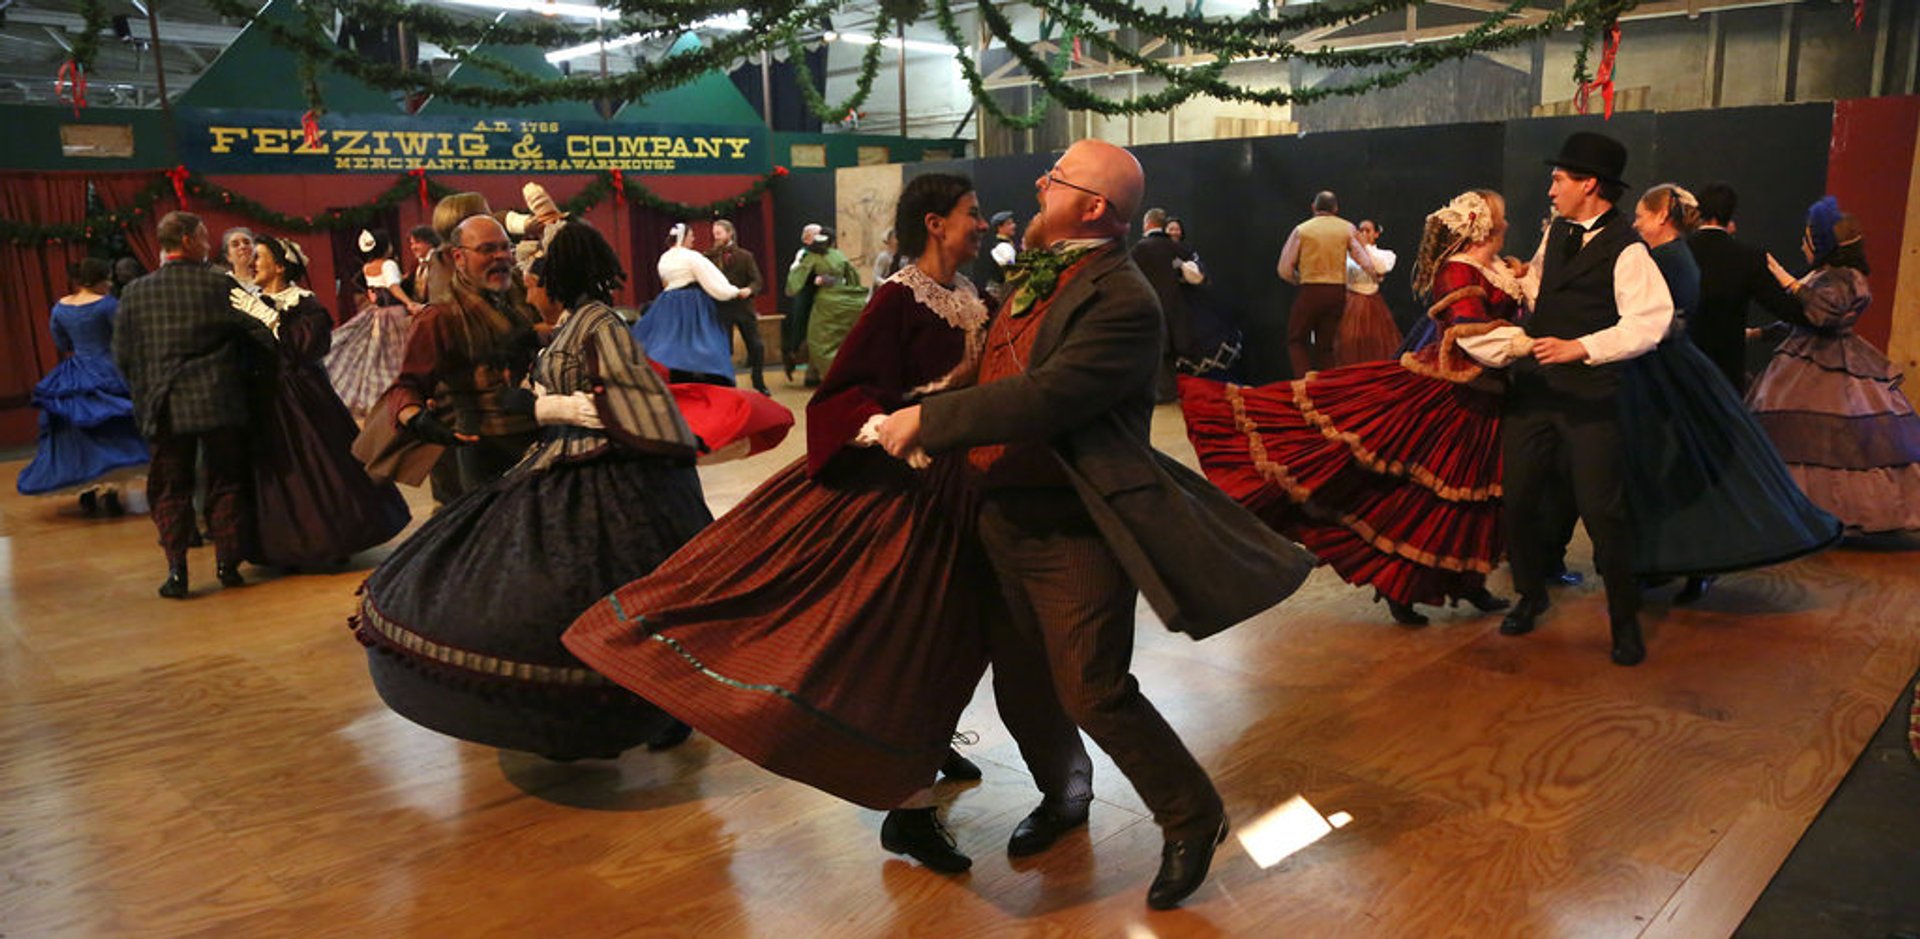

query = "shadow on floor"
[[1737, 668, 1920, 939]]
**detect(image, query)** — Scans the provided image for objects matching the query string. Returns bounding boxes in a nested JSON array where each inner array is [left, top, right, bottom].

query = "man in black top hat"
[[1500, 131, 1674, 666], [973, 210, 1018, 303]]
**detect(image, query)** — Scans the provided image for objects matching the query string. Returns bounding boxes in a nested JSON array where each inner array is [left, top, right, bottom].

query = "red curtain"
[[627, 203, 680, 301], [0, 173, 91, 412], [92, 171, 170, 270]]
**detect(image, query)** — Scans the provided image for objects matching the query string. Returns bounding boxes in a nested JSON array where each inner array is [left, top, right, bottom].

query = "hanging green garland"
[[788, 7, 891, 123], [210, 0, 1644, 124], [202, 0, 835, 111], [3, 169, 784, 246], [318, 0, 748, 50], [69, 0, 109, 74]]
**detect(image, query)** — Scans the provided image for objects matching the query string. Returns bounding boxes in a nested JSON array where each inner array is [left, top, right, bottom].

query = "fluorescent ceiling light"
[[829, 30, 959, 55], [546, 32, 644, 62], [542, 13, 749, 63], [441, 0, 616, 21]]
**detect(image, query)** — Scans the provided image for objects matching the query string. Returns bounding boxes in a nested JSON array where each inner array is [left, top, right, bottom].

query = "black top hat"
[[1545, 131, 1629, 188]]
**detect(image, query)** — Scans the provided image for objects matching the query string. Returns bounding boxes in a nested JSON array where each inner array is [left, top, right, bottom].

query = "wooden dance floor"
[[2, 389, 1914, 938]]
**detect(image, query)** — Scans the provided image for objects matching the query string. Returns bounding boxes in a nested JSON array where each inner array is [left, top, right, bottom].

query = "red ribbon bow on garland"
[[408, 168, 429, 213], [1854, 0, 1866, 29], [166, 165, 191, 210], [1576, 23, 1622, 120], [300, 110, 322, 150], [55, 60, 88, 119], [609, 168, 625, 220]]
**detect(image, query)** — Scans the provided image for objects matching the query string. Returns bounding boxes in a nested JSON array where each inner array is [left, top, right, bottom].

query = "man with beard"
[[707, 219, 769, 394], [379, 213, 540, 495], [877, 139, 1313, 909]]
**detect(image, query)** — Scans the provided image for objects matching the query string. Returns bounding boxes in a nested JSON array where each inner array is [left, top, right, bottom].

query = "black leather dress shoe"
[[1610, 615, 1646, 666], [158, 568, 189, 599], [1673, 576, 1714, 605], [216, 562, 245, 588], [880, 807, 971, 873], [1007, 802, 1090, 857], [1499, 595, 1549, 635], [938, 747, 982, 781], [1147, 818, 1230, 910]]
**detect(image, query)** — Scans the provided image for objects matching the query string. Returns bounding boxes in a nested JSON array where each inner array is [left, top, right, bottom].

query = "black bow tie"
[[1558, 219, 1587, 263]]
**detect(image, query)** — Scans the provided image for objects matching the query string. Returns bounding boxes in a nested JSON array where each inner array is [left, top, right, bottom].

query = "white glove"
[[1178, 260, 1204, 285], [230, 287, 279, 333], [533, 387, 603, 428]]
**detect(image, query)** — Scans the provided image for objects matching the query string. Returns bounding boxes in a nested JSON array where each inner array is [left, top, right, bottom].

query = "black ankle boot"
[[78, 490, 99, 516], [1387, 600, 1429, 627], [158, 567, 189, 599], [1462, 587, 1511, 613], [646, 719, 694, 751], [939, 747, 982, 781], [102, 490, 124, 516], [216, 562, 244, 588], [880, 807, 971, 873], [1610, 615, 1646, 666]]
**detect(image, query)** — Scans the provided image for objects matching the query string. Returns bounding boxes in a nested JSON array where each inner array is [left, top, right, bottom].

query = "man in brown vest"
[[1276, 190, 1381, 376]]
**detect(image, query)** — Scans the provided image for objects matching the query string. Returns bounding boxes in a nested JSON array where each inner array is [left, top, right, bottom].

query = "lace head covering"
[[1429, 191, 1496, 244]]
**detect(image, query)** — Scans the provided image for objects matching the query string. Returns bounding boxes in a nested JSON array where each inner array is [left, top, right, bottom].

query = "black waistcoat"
[[1515, 210, 1641, 400]]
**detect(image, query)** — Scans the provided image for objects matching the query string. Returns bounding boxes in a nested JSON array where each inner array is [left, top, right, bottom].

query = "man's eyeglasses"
[[1043, 172, 1105, 201], [458, 240, 513, 256]]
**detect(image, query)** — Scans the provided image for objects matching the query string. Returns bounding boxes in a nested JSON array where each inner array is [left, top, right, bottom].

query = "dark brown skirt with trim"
[[563, 451, 992, 809]]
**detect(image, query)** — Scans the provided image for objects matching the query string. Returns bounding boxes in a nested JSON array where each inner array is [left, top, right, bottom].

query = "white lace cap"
[[1429, 192, 1496, 244], [356, 229, 377, 254]]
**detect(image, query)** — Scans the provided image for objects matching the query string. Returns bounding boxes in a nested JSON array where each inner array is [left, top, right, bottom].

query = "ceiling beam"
[[9, 6, 241, 47]]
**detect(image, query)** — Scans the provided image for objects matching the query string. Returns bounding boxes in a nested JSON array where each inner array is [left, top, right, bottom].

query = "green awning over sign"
[[614, 33, 762, 127], [415, 44, 607, 121], [177, 0, 399, 113]]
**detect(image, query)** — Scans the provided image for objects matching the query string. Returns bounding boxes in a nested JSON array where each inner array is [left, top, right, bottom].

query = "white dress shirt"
[[1519, 213, 1673, 365], [1345, 246, 1396, 295]]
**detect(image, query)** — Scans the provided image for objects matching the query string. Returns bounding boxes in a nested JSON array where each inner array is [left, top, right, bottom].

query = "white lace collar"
[[888, 264, 988, 331], [1446, 254, 1524, 301], [266, 285, 314, 306]]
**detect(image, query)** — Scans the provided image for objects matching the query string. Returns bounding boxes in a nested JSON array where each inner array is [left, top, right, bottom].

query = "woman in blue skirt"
[[17, 257, 149, 510]]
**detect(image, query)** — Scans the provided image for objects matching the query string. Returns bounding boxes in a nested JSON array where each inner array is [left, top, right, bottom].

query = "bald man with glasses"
[[877, 139, 1312, 909]]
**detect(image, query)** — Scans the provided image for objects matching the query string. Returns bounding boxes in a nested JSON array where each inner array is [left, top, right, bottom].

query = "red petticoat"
[[1178, 359, 1505, 606]]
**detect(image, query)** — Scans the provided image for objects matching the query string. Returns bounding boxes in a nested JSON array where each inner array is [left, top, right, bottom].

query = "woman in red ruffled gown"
[[564, 174, 997, 872], [1181, 189, 1529, 626]]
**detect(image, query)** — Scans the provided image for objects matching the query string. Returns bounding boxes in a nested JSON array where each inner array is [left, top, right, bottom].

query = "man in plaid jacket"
[[114, 210, 276, 598]]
